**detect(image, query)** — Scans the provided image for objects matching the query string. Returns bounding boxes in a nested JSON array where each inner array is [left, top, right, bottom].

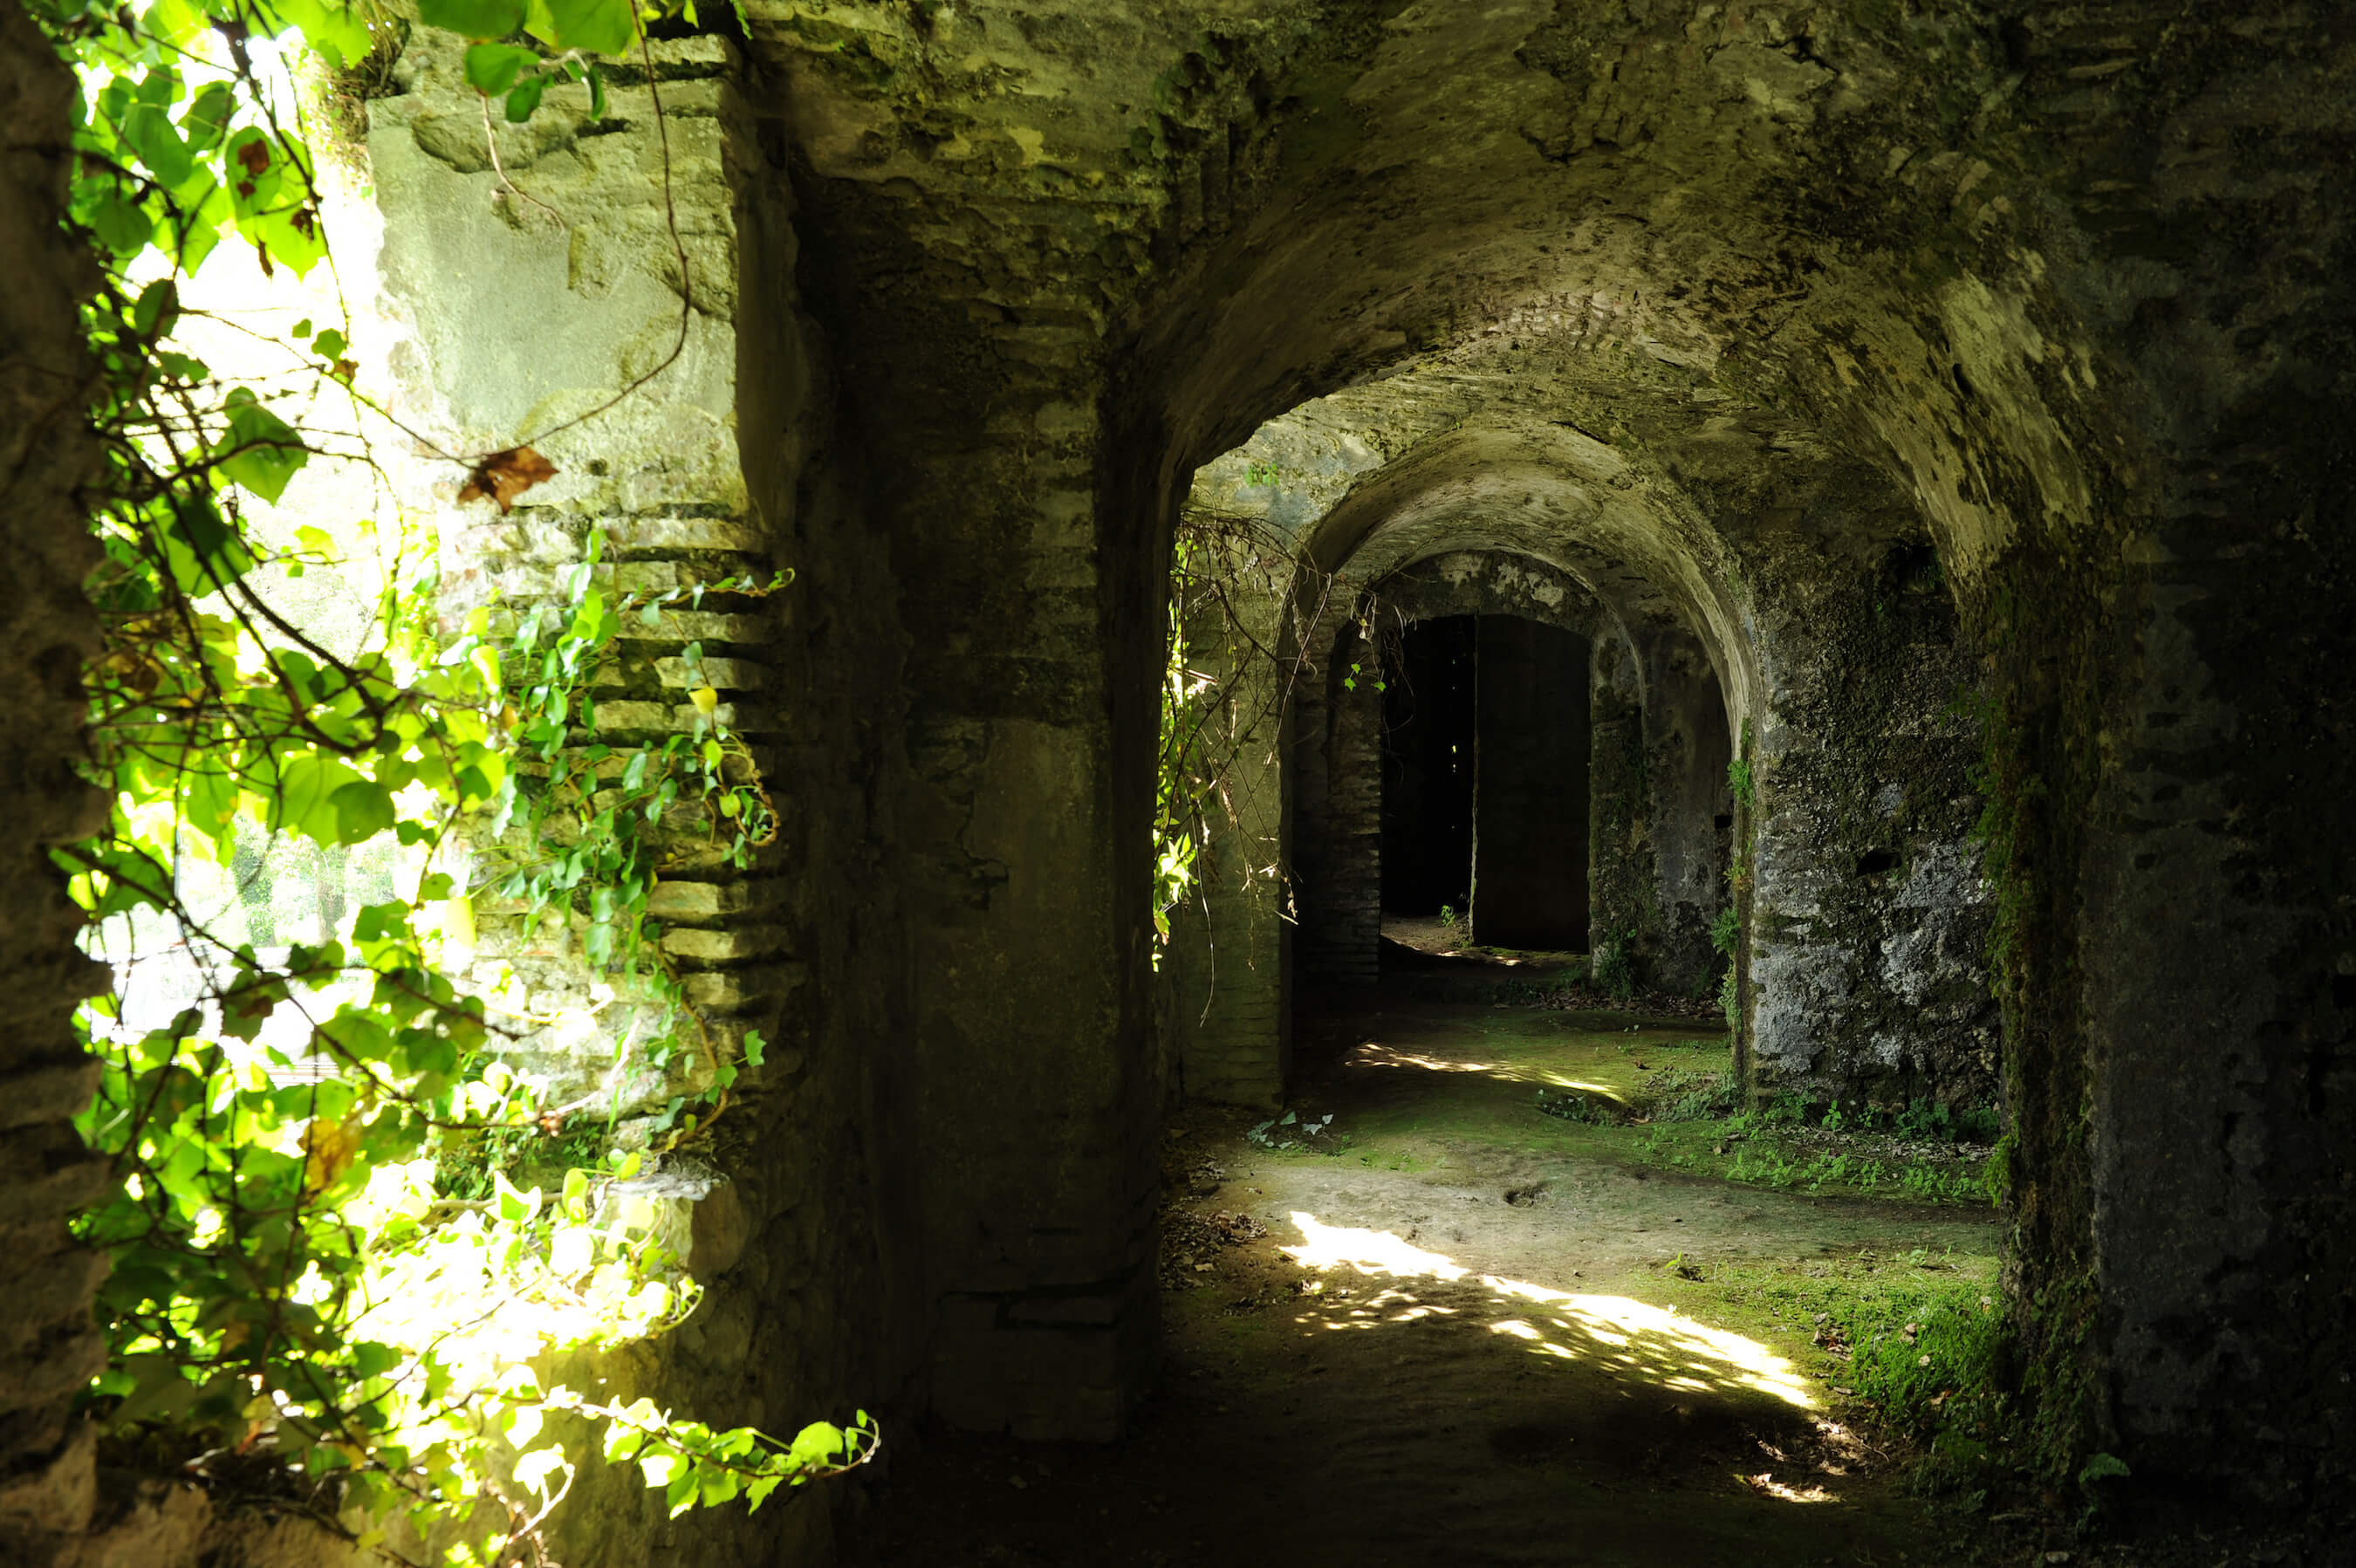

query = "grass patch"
[[1668, 1250, 2016, 1498]]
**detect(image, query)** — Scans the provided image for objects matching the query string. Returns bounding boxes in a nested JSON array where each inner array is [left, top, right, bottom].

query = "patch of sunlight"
[[1281, 1214, 1816, 1412], [1347, 1043, 1634, 1098], [1282, 1214, 1471, 1280], [1485, 1274, 1818, 1410], [1743, 1472, 1835, 1503]]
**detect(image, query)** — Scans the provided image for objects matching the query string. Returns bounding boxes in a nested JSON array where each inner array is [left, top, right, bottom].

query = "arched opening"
[[1378, 611, 1592, 953]]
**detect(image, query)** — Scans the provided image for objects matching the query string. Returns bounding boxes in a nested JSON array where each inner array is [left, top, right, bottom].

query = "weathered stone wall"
[[1743, 537, 1996, 1113], [1586, 632, 1654, 976], [0, 5, 111, 1559], [367, 31, 902, 1560], [1289, 610, 1383, 989], [1969, 6, 2356, 1500], [1640, 631, 1734, 996]]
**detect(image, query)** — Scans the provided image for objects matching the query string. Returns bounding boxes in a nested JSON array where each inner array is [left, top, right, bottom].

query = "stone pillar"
[[1471, 617, 1590, 951], [1743, 542, 1995, 1111], [1291, 611, 1383, 988], [1641, 631, 1734, 996], [896, 387, 1161, 1441], [1587, 631, 1654, 971], [0, 4, 108, 1558]]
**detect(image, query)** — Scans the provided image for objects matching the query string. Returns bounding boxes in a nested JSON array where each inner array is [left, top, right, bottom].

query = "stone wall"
[[367, 31, 901, 1560], [1586, 632, 1655, 980], [0, 4, 112, 1558], [1743, 538, 1996, 1112], [1289, 610, 1384, 989], [1640, 631, 1734, 996]]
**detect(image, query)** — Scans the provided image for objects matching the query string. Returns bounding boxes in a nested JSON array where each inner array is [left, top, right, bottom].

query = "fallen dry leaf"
[[457, 445, 558, 513]]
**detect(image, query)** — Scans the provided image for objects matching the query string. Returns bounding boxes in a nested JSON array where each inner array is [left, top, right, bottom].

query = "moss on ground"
[[1293, 1003, 1995, 1209]]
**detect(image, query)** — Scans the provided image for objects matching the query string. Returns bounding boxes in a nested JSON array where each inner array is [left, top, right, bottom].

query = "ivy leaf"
[[417, 0, 524, 40], [117, 72, 193, 189], [159, 494, 257, 595], [84, 188, 154, 256], [180, 81, 236, 152], [504, 72, 550, 123], [215, 388, 308, 503], [784, 1421, 847, 1471], [330, 780, 396, 845], [131, 278, 179, 338], [535, 0, 635, 56], [140, 0, 213, 49], [263, 0, 375, 69], [463, 42, 538, 96], [276, 753, 368, 844]]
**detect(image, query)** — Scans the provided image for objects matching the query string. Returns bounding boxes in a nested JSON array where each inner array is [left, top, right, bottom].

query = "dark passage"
[[1380, 616, 1476, 917], [1471, 616, 1590, 950], [1380, 615, 1591, 949]]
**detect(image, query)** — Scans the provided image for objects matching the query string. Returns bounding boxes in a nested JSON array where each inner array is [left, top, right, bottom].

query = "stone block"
[[590, 700, 672, 733], [661, 926, 790, 962], [603, 517, 770, 556], [654, 655, 769, 689], [681, 964, 805, 1013], [0, 1058, 99, 1133], [644, 879, 782, 917], [613, 609, 775, 643]]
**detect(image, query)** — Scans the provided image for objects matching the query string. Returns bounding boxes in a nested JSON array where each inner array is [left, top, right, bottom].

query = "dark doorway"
[[1470, 616, 1590, 951], [1380, 616, 1476, 917], [1380, 614, 1591, 950]]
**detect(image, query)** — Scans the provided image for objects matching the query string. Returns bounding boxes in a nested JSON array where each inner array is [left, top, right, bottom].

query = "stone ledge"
[[646, 878, 784, 918], [661, 925, 791, 962]]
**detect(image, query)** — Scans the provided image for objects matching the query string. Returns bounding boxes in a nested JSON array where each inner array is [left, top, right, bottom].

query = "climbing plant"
[[38, 0, 873, 1559], [1154, 508, 1339, 945]]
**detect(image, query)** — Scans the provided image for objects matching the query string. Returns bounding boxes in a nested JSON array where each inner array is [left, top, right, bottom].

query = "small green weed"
[[1643, 1067, 1740, 1122], [1590, 933, 1635, 1000]]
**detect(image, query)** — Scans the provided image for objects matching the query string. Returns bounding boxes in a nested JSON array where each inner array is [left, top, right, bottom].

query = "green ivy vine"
[[37, 0, 872, 1559]]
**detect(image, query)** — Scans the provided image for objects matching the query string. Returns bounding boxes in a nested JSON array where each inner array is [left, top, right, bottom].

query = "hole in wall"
[[1855, 849, 1899, 877]]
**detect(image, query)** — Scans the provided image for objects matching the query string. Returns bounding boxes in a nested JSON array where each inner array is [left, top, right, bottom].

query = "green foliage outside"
[[37, 0, 873, 1559], [1154, 510, 1330, 950]]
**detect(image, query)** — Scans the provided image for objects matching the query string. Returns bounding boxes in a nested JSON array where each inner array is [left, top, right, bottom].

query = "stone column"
[[1586, 631, 1654, 973], [1742, 542, 1995, 1112], [1471, 617, 1591, 950], [1291, 610, 1384, 988], [893, 387, 1162, 1441], [1640, 630, 1734, 996]]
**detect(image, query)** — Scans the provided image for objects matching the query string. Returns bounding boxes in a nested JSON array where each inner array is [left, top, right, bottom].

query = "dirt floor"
[[840, 989, 2328, 1567]]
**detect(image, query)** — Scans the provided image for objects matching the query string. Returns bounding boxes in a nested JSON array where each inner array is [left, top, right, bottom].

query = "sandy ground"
[[842, 995, 2325, 1567]]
